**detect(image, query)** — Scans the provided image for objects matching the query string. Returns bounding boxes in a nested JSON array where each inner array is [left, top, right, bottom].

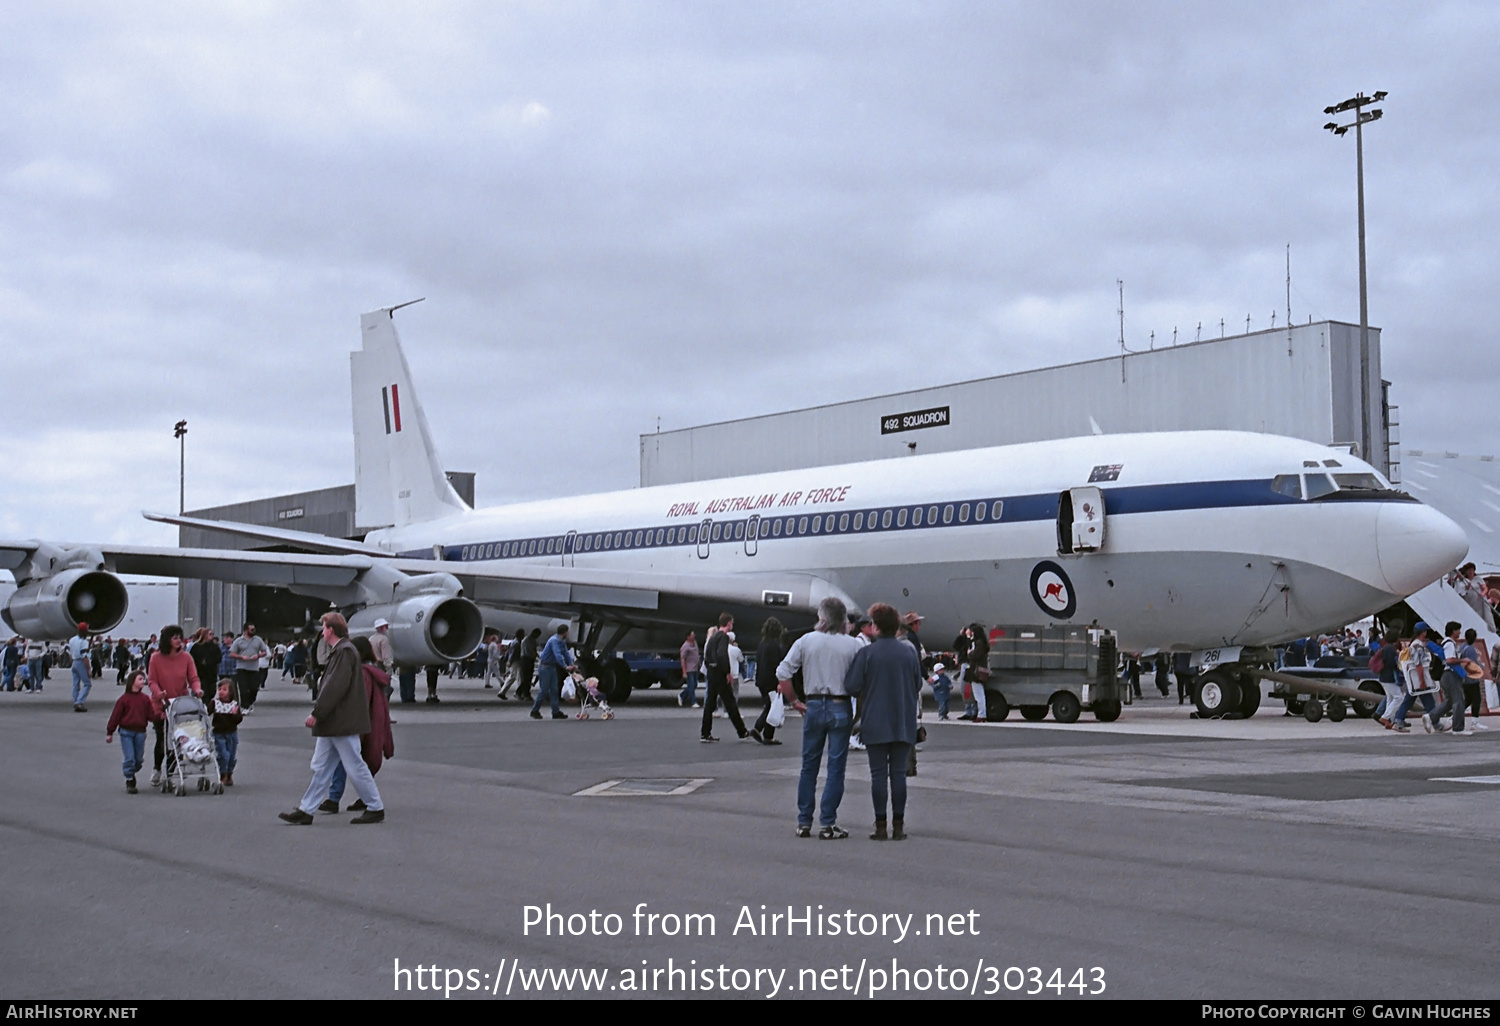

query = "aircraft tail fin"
[[350, 306, 469, 530]]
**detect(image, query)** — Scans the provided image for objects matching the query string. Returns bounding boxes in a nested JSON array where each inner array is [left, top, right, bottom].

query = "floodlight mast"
[[1323, 90, 1386, 468]]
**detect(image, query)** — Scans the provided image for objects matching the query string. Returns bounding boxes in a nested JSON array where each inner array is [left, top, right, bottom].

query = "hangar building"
[[640, 320, 1398, 486]]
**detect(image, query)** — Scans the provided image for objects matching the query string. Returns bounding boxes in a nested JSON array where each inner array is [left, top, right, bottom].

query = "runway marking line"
[[573, 777, 712, 796]]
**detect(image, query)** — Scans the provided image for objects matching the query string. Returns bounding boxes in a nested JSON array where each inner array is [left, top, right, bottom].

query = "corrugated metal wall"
[[641, 321, 1386, 486]]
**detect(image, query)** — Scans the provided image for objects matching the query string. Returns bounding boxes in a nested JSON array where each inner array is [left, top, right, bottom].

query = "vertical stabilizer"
[[351, 308, 468, 530]]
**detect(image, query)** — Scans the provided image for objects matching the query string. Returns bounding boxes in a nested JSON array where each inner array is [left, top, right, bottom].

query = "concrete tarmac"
[[3, 673, 1498, 1000]]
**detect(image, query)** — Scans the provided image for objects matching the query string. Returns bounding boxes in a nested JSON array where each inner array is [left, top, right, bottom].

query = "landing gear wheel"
[[1051, 691, 1082, 724], [1354, 682, 1383, 719], [1327, 698, 1347, 722], [1093, 699, 1122, 722], [1285, 696, 1306, 716], [1020, 705, 1049, 722], [607, 658, 633, 704], [1237, 676, 1262, 717], [1303, 699, 1324, 723], [986, 689, 1009, 722], [1193, 670, 1241, 719]]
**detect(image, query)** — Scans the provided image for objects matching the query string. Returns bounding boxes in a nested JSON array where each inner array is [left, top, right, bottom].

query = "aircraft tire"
[[985, 689, 1009, 722], [1050, 691, 1081, 724], [1019, 705, 1049, 722], [1353, 682, 1382, 719], [1327, 697, 1347, 722], [1284, 696, 1306, 716], [1303, 699, 1324, 723], [607, 658, 633, 704], [1192, 671, 1241, 719], [1237, 675, 1262, 718], [1092, 699, 1122, 722]]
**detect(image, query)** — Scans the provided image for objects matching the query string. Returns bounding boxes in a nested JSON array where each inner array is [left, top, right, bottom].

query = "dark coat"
[[361, 664, 395, 774], [843, 636, 922, 745], [310, 638, 369, 737]]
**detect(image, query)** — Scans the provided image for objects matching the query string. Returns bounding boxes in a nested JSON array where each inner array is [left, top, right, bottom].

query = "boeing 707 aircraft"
[[0, 306, 1467, 719]]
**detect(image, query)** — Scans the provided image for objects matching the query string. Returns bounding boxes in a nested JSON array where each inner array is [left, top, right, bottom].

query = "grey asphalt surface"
[[3, 672, 1499, 1001]]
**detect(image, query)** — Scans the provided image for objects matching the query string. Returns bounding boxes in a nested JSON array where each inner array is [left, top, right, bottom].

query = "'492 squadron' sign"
[[880, 405, 950, 435]]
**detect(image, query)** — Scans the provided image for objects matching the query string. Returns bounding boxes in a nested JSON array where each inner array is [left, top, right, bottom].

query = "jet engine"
[[2, 568, 129, 639], [348, 594, 484, 666]]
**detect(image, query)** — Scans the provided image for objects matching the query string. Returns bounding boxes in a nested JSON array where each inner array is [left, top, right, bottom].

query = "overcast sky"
[[1, 1, 1495, 546]]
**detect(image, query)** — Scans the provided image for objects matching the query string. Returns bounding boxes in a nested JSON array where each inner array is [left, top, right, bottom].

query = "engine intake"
[[349, 594, 484, 666], [2, 569, 129, 639]]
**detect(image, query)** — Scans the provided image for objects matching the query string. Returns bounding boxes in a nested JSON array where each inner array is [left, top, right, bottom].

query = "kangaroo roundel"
[[1029, 561, 1076, 619]]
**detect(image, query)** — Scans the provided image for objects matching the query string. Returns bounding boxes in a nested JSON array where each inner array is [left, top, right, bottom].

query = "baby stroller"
[[159, 695, 224, 796], [573, 674, 614, 720]]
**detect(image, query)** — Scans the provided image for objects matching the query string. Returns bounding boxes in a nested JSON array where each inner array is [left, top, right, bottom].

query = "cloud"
[[0, 0, 1495, 548]]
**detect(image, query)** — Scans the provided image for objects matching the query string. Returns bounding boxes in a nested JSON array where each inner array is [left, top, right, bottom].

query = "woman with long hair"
[[750, 617, 787, 744]]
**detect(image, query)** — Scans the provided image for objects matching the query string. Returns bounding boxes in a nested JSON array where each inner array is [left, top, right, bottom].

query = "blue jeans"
[[867, 742, 911, 820], [1429, 671, 1467, 732], [71, 661, 92, 705], [2, 665, 13, 690], [531, 663, 562, 716], [297, 735, 382, 814], [119, 729, 145, 779], [679, 670, 700, 706], [398, 668, 416, 704], [1392, 690, 1436, 725], [27, 658, 43, 691], [214, 732, 238, 776], [798, 698, 852, 828]]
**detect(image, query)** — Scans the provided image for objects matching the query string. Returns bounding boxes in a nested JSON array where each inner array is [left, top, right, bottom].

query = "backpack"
[[1368, 648, 1384, 674]]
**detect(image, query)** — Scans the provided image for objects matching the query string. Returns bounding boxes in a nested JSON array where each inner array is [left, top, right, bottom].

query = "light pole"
[[173, 419, 187, 514], [1323, 90, 1386, 467]]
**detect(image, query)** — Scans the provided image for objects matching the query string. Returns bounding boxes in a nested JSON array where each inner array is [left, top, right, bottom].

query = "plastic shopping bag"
[[766, 691, 786, 728], [1485, 680, 1499, 713], [560, 676, 577, 702]]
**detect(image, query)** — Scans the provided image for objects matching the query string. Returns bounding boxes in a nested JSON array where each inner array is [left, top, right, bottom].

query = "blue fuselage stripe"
[[401, 478, 1404, 561]]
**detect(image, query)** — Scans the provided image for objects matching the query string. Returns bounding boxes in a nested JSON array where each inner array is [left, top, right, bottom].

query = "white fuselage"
[[368, 431, 1467, 653]]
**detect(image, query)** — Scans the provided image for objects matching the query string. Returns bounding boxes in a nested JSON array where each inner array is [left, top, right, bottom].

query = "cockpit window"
[[1303, 474, 1337, 500], [1272, 474, 1302, 499], [1322, 459, 1343, 468], [1332, 473, 1384, 491]]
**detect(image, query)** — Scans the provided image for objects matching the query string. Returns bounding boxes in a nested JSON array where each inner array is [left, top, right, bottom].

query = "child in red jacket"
[[106, 672, 156, 793]]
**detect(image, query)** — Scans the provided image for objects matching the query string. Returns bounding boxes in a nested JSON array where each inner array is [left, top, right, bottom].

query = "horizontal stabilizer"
[[142, 512, 391, 557]]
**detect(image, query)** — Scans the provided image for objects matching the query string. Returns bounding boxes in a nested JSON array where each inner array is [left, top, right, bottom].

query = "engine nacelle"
[[348, 594, 484, 666], [1, 568, 129, 639]]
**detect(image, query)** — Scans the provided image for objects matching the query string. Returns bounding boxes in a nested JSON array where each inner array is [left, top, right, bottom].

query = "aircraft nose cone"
[[1376, 502, 1469, 596]]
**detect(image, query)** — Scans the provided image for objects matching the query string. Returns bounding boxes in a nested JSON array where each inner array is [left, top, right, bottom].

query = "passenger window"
[[928, 505, 939, 524], [734, 522, 744, 540], [839, 513, 849, 532], [943, 504, 954, 524], [912, 507, 923, 527], [712, 524, 722, 542], [529, 540, 538, 555], [687, 526, 697, 543], [811, 515, 822, 534], [991, 501, 1003, 520], [884, 509, 894, 528], [853, 512, 863, 530], [656, 529, 665, 545], [798, 517, 808, 535], [895, 508, 906, 527], [634, 530, 644, 547], [959, 504, 970, 523], [772, 519, 782, 537], [1304, 474, 1337, 500], [1272, 475, 1302, 499], [974, 502, 986, 521]]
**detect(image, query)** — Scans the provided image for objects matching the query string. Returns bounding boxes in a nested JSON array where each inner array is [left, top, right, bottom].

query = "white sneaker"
[[149, 770, 162, 787], [1421, 714, 1434, 734], [1471, 721, 1490, 731]]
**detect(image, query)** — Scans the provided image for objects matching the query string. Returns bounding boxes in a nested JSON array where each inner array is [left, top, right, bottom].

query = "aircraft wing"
[[0, 538, 845, 627]]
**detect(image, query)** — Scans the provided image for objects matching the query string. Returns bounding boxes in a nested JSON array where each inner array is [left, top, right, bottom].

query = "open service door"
[[1068, 486, 1105, 552], [1057, 486, 1106, 554]]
